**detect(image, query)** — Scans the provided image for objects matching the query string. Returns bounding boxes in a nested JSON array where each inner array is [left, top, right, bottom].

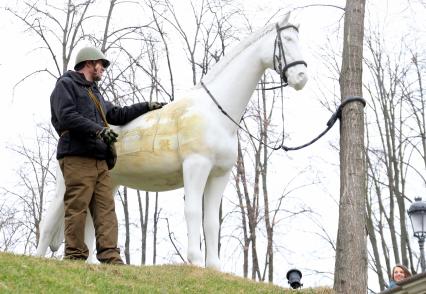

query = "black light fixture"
[[407, 197, 426, 272], [286, 269, 303, 289]]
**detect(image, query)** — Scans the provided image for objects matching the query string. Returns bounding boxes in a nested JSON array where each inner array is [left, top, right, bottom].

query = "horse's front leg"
[[84, 210, 96, 263], [203, 171, 231, 270], [182, 154, 212, 267]]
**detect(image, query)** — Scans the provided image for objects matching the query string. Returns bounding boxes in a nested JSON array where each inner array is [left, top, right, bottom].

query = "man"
[[50, 46, 164, 264]]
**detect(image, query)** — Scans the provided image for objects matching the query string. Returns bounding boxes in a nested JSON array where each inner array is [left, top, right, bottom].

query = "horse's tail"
[[49, 162, 66, 251], [49, 214, 64, 252], [36, 161, 65, 256]]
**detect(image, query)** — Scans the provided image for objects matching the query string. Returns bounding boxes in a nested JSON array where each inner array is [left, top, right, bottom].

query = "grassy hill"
[[0, 252, 334, 293]]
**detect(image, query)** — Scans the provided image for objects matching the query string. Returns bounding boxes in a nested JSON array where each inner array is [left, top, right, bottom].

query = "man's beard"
[[92, 64, 103, 81]]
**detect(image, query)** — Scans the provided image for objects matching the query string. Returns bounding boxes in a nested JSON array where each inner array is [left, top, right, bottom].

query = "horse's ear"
[[281, 12, 290, 25]]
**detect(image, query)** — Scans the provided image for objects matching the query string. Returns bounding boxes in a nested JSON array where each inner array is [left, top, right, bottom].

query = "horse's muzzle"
[[287, 65, 308, 90]]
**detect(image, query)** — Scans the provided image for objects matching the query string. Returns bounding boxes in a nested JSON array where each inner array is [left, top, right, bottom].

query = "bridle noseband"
[[273, 24, 307, 84]]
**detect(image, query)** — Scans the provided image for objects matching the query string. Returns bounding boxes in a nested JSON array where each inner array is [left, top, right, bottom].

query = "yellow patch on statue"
[[117, 129, 143, 154], [115, 98, 210, 161]]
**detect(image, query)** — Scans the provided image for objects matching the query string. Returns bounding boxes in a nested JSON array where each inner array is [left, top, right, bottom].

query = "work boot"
[[63, 255, 86, 262], [100, 257, 124, 265], [97, 248, 124, 265], [104, 258, 124, 265]]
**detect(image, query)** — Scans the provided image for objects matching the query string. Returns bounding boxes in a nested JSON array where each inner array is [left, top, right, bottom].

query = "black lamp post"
[[286, 269, 303, 289], [407, 197, 426, 273]]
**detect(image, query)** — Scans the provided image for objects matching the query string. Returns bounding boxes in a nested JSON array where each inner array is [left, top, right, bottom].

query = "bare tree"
[[145, 0, 239, 87], [1, 124, 57, 253], [230, 71, 315, 282], [361, 27, 426, 288], [405, 52, 426, 184], [234, 136, 261, 280], [136, 190, 150, 265], [8, 1, 95, 79], [0, 199, 23, 252], [152, 193, 161, 264]]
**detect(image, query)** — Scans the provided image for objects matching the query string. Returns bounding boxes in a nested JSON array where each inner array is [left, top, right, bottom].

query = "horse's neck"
[[202, 40, 266, 124]]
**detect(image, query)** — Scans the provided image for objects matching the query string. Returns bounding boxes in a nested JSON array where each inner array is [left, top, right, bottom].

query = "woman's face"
[[393, 266, 406, 282]]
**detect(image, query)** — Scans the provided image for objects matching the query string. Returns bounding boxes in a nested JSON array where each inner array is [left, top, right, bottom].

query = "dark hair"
[[392, 264, 411, 280], [74, 61, 86, 71]]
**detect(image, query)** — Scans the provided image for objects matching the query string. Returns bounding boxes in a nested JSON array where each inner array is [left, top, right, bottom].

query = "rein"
[[201, 22, 366, 152], [281, 96, 366, 151], [201, 80, 283, 151], [202, 77, 366, 151]]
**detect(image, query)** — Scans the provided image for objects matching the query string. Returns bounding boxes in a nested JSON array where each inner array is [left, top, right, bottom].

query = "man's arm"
[[105, 101, 151, 125]]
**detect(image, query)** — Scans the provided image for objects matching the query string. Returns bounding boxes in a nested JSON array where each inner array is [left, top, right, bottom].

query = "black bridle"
[[273, 24, 307, 85]]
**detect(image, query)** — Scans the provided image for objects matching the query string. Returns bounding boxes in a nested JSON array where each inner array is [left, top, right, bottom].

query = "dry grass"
[[0, 252, 334, 293]]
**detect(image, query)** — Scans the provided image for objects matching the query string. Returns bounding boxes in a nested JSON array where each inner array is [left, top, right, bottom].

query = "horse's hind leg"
[[182, 155, 212, 267], [203, 171, 231, 270]]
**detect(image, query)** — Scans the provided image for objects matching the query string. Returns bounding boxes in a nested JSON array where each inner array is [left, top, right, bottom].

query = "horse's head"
[[265, 13, 308, 90]]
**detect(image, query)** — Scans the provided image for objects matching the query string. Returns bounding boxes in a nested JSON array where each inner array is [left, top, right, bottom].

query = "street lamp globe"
[[407, 197, 426, 272], [286, 269, 303, 289], [408, 197, 426, 239]]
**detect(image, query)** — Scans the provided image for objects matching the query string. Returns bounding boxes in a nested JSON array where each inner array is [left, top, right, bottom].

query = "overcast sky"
[[1, 0, 425, 291]]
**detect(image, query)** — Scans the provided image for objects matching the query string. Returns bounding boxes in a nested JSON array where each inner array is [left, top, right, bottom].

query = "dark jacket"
[[50, 70, 150, 159]]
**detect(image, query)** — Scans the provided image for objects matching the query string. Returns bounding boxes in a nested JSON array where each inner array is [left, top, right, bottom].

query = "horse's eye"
[[284, 36, 292, 41]]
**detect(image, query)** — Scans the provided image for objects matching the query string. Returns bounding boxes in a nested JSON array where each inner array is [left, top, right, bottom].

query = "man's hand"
[[148, 101, 167, 111], [98, 127, 118, 145]]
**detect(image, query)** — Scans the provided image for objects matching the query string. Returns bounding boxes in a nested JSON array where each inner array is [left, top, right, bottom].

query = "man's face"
[[90, 60, 105, 81]]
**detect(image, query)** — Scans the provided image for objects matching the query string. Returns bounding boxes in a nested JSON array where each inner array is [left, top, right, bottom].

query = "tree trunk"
[[334, 0, 367, 292], [143, 191, 149, 264], [261, 85, 273, 283], [218, 200, 223, 257], [137, 190, 149, 265], [365, 187, 385, 290], [123, 187, 130, 264], [153, 192, 159, 265], [236, 139, 250, 278]]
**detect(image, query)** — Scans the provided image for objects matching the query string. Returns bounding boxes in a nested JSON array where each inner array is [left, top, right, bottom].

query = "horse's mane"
[[199, 20, 287, 85]]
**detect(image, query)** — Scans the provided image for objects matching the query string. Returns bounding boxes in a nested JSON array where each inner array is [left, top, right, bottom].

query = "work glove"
[[98, 127, 118, 145], [148, 101, 167, 111]]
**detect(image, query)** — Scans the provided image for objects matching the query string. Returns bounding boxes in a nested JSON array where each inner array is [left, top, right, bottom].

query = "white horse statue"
[[36, 13, 308, 269]]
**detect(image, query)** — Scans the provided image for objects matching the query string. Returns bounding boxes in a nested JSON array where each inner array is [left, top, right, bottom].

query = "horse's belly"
[[111, 151, 183, 191], [111, 104, 185, 191]]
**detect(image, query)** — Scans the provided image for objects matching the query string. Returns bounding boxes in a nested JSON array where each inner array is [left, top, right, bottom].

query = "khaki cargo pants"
[[59, 156, 123, 264]]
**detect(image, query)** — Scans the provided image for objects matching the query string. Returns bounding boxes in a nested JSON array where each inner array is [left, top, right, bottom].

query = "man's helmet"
[[74, 46, 110, 70]]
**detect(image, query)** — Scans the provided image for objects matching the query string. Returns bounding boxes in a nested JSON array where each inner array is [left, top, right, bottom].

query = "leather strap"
[[87, 88, 109, 128]]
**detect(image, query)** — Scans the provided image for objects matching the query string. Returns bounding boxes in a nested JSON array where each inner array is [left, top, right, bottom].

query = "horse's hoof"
[[188, 251, 204, 267], [206, 258, 221, 271]]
